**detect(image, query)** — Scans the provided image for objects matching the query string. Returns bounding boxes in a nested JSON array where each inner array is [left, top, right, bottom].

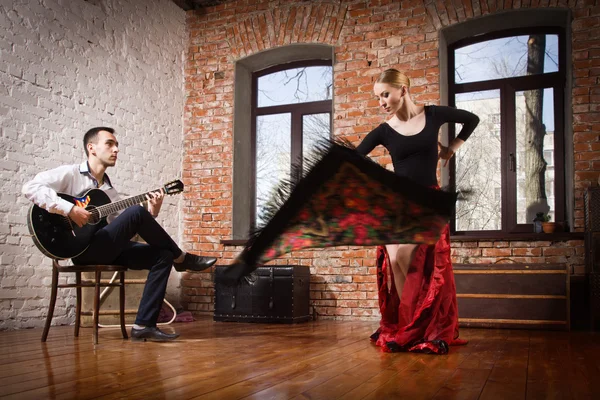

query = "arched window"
[[253, 61, 332, 227], [440, 10, 571, 235], [231, 45, 334, 239]]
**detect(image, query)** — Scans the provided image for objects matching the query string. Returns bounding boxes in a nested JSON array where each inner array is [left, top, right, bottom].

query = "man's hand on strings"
[[68, 206, 91, 227], [146, 189, 165, 217]]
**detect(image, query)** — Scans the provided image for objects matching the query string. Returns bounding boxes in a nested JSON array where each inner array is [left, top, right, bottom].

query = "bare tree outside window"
[[455, 35, 558, 84], [521, 35, 550, 223], [258, 66, 332, 107], [256, 114, 291, 226], [452, 33, 562, 233], [254, 64, 332, 227]]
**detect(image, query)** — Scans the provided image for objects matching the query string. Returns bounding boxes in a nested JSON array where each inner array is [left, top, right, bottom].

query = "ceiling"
[[171, 0, 229, 10]]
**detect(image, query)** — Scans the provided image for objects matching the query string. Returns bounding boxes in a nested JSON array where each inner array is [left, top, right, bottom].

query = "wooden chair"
[[42, 259, 128, 344]]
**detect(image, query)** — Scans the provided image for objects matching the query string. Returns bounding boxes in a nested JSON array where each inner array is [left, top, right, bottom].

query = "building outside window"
[[449, 29, 566, 234]]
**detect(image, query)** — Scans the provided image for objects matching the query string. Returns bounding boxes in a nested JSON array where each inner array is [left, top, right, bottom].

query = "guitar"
[[27, 180, 184, 260]]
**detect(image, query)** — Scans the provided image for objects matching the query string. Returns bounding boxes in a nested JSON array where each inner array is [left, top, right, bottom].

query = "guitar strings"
[[92, 188, 173, 217], [58, 185, 180, 225]]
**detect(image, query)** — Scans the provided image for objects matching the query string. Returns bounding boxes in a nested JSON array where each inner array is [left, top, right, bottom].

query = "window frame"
[[250, 60, 333, 230], [448, 26, 567, 235]]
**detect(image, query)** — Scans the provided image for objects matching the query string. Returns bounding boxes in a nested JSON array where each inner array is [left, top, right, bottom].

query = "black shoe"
[[131, 326, 180, 342], [174, 253, 217, 272]]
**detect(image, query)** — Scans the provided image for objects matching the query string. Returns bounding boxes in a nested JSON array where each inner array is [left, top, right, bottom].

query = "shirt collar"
[[79, 161, 113, 188]]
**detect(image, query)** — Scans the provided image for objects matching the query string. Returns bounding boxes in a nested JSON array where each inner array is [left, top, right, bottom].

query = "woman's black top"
[[356, 105, 480, 187]]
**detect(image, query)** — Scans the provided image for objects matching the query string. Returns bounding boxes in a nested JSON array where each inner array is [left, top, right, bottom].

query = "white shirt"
[[22, 161, 121, 221]]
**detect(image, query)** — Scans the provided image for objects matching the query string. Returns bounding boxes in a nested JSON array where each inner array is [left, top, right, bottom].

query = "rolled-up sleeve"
[[22, 165, 76, 216]]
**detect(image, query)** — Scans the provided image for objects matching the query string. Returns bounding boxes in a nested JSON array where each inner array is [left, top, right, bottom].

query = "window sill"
[[222, 232, 585, 247], [450, 232, 584, 242]]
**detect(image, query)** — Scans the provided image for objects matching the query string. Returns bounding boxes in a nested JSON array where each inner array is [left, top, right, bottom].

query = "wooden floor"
[[1, 318, 600, 399]]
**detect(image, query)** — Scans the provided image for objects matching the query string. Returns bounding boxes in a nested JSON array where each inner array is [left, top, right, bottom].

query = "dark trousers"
[[73, 206, 182, 327]]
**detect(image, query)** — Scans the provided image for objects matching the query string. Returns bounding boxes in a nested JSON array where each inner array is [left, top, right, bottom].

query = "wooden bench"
[[453, 263, 569, 330]]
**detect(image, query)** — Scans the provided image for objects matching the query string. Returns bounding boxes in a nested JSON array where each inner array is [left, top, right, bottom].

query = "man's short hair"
[[83, 127, 115, 156]]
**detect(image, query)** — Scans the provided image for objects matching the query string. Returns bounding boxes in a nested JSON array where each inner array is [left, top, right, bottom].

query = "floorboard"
[[1, 317, 599, 399]]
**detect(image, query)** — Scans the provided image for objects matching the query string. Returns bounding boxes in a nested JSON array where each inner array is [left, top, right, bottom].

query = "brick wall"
[[183, 0, 598, 320], [452, 239, 585, 274], [0, 0, 186, 329]]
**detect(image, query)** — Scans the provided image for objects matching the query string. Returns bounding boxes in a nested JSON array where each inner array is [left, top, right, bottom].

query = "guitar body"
[[27, 189, 111, 260], [26, 179, 184, 260]]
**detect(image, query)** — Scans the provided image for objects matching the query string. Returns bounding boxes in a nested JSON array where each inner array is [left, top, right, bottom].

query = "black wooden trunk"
[[214, 265, 311, 323]]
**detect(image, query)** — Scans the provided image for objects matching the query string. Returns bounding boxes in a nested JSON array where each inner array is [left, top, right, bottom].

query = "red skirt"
[[371, 225, 467, 354]]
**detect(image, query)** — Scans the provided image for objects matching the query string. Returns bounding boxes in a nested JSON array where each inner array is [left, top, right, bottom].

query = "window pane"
[[516, 88, 555, 224], [257, 66, 332, 107], [455, 90, 502, 231], [455, 34, 559, 84], [256, 113, 291, 226], [302, 113, 331, 156]]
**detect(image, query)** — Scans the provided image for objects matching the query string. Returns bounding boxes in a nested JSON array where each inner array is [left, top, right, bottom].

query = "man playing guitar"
[[22, 127, 217, 342]]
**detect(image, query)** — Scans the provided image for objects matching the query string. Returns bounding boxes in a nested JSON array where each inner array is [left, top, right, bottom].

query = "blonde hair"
[[376, 68, 410, 89]]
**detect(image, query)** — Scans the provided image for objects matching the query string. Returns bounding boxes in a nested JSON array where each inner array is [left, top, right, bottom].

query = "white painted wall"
[[0, 0, 187, 329]]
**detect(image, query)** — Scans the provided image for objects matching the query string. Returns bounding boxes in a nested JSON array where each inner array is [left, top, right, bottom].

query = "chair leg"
[[75, 271, 82, 337], [93, 269, 101, 345], [119, 271, 128, 339], [42, 264, 59, 342]]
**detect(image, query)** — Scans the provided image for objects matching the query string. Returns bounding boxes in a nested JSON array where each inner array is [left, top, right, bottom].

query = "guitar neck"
[[95, 188, 162, 218]]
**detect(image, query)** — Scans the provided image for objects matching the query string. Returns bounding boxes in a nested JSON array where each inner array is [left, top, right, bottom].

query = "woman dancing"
[[356, 68, 480, 354]]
